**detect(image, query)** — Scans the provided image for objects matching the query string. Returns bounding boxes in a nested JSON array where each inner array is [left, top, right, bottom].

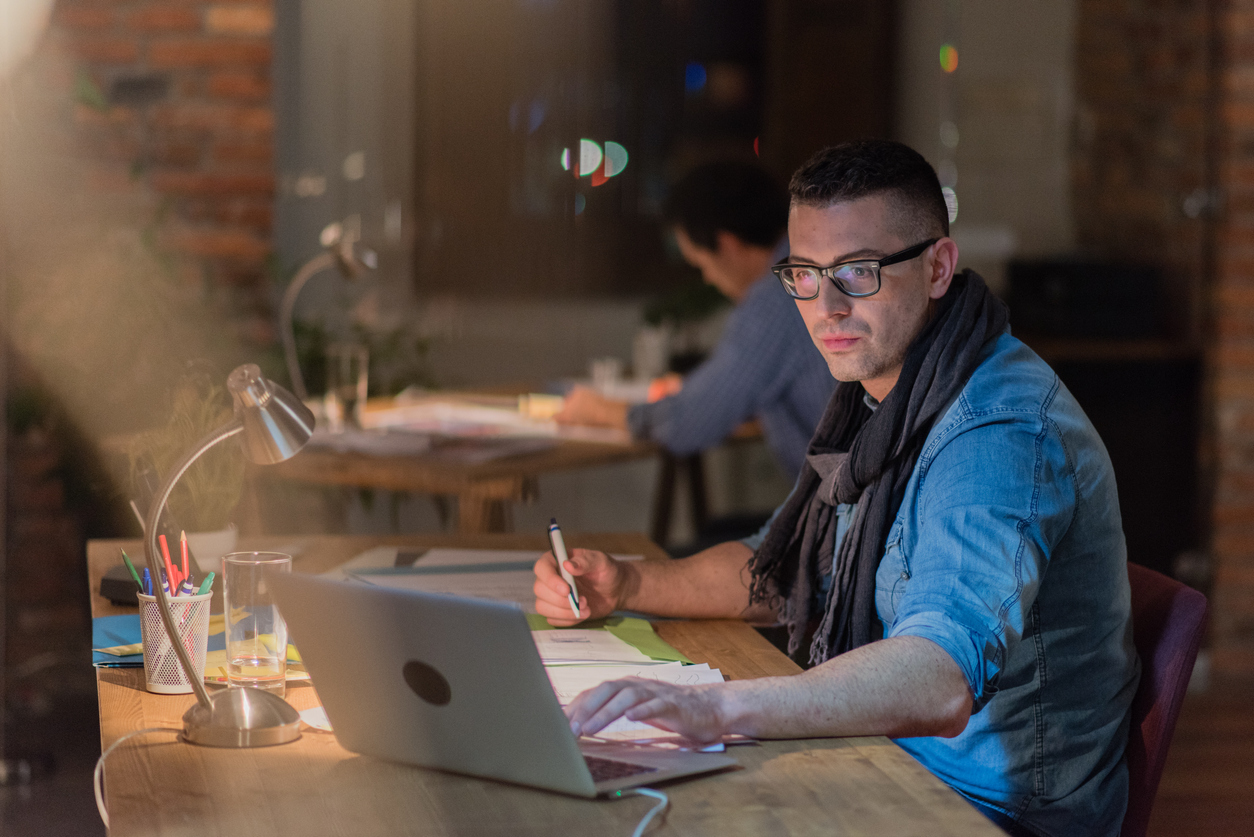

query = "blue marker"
[[142, 567, 152, 596], [178, 575, 194, 597], [547, 518, 581, 618]]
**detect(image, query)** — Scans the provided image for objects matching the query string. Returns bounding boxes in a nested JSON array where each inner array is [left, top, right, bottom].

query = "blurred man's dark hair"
[[663, 161, 790, 251], [789, 140, 949, 242]]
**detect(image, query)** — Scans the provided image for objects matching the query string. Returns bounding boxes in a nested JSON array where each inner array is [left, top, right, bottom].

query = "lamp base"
[[182, 687, 302, 748]]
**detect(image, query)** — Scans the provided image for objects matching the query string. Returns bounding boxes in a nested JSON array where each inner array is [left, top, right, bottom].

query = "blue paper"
[[92, 614, 225, 668], [92, 614, 142, 667]]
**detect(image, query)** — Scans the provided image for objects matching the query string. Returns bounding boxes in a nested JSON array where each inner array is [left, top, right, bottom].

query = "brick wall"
[[1072, 0, 1213, 340], [1075, 0, 1254, 675], [50, 0, 277, 335], [1212, 3, 1254, 676]]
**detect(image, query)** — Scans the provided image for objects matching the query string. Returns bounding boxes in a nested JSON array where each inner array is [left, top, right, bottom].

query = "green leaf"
[[73, 70, 110, 112]]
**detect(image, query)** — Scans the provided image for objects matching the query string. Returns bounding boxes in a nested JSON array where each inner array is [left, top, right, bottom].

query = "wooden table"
[[261, 437, 658, 535], [89, 533, 1000, 836]]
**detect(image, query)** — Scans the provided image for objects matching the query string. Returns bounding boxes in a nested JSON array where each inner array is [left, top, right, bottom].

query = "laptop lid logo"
[[403, 660, 452, 706]]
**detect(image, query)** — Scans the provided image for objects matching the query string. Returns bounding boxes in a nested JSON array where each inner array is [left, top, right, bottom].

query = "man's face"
[[788, 195, 950, 401], [673, 227, 742, 299]]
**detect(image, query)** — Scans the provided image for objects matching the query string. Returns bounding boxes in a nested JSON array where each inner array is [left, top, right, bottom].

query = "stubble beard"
[[811, 322, 885, 385]]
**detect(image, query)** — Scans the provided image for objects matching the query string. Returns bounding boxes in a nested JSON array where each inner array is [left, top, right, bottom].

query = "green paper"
[[524, 614, 691, 664]]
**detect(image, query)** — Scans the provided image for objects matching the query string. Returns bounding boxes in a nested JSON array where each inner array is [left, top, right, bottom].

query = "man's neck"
[[726, 239, 783, 302]]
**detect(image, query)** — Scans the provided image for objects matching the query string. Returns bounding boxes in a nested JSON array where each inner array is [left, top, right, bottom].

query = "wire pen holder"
[[138, 592, 211, 694]]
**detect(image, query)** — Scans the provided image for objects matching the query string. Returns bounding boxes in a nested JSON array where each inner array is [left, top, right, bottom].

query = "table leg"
[[651, 453, 678, 546], [457, 496, 510, 534]]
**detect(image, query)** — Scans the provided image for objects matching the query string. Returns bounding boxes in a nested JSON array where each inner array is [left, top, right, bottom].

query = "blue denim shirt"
[[745, 332, 1140, 837]]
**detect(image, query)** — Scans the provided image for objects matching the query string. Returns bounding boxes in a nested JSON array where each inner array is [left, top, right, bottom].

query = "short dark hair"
[[788, 140, 949, 241], [663, 162, 789, 251]]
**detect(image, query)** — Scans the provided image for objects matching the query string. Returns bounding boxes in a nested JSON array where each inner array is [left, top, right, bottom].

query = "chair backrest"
[[1121, 562, 1208, 837]]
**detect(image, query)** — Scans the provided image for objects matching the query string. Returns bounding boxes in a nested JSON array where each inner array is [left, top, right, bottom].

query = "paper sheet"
[[544, 662, 723, 703], [359, 398, 631, 444], [532, 630, 657, 665], [299, 706, 333, 731]]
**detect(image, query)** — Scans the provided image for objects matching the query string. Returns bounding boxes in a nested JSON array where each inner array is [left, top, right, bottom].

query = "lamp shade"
[[227, 364, 315, 465], [319, 220, 378, 281]]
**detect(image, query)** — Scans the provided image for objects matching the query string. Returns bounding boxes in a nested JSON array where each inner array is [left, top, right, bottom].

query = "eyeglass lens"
[[780, 262, 879, 298]]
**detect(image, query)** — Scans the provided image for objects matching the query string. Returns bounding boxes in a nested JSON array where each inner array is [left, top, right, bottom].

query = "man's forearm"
[[716, 635, 973, 739], [619, 541, 775, 622]]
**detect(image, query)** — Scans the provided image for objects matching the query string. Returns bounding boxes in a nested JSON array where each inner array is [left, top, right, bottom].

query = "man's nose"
[[815, 275, 852, 318]]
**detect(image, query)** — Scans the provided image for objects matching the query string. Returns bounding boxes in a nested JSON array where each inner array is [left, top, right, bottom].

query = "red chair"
[[1121, 562, 1209, 837]]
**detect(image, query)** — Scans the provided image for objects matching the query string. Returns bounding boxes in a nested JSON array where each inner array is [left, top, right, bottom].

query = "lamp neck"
[[279, 251, 336, 401], [143, 418, 244, 709]]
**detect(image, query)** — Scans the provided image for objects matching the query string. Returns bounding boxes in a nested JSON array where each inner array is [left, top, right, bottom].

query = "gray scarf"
[[747, 269, 1009, 664]]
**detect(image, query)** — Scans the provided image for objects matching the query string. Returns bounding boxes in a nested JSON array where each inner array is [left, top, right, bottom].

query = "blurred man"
[[537, 141, 1139, 837], [556, 162, 835, 481]]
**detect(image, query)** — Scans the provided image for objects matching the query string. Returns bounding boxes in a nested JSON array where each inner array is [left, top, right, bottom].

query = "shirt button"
[[900, 571, 910, 580]]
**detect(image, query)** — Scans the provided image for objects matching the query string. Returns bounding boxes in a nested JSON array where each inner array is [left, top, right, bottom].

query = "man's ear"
[[713, 229, 745, 259], [927, 237, 960, 300]]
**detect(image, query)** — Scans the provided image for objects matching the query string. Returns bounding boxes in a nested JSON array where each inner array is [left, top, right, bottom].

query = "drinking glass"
[[325, 342, 369, 432], [222, 552, 292, 697]]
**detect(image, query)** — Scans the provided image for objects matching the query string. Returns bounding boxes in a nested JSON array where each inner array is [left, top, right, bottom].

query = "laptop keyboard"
[[583, 755, 658, 782]]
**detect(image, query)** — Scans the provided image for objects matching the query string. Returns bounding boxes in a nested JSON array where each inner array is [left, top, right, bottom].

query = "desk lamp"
[[280, 221, 377, 401], [142, 364, 315, 747]]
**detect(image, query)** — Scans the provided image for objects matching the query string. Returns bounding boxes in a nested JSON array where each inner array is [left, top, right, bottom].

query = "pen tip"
[[550, 517, 557, 525]]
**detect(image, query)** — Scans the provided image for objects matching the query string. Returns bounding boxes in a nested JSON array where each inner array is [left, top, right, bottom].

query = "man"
[[535, 141, 1139, 837], [556, 161, 835, 481]]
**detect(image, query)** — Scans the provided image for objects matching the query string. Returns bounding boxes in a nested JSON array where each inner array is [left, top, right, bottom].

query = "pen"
[[120, 549, 143, 592], [142, 567, 151, 596], [128, 499, 146, 534], [196, 572, 216, 596], [178, 575, 194, 596], [547, 518, 581, 618], [159, 534, 177, 597]]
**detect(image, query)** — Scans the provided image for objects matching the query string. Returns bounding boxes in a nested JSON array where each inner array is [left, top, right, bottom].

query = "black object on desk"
[[99, 564, 140, 606]]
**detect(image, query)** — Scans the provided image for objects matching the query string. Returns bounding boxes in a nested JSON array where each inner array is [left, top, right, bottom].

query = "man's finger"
[[566, 680, 626, 729], [569, 679, 655, 737], [562, 549, 594, 575], [579, 682, 657, 737], [533, 576, 569, 607], [535, 553, 576, 595], [624, 696, 674, 725], [534, 595, 583, 627]]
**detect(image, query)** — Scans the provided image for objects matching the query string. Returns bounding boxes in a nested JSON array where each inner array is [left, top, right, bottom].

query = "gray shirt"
[[627, 267, 834, 480]]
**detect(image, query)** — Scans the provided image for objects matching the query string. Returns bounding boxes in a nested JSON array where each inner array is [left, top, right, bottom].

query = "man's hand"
[[554, 386, 629, 430], [565, 678, 727, 745], [533, 548, 630, 626]]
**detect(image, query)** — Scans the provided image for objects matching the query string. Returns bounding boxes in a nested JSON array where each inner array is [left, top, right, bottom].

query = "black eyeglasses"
[[771, 238, 939, 299]]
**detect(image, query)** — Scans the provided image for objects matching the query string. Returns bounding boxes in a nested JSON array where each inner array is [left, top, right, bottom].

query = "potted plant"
[[128, 374, 245, 574]]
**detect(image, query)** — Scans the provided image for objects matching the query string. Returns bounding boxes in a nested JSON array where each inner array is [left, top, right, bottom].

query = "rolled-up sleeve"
[[883, 410, 1076, 712]]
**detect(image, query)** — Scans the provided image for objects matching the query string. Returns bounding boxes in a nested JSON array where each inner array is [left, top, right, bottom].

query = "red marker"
[[159, 534, 177, 597]]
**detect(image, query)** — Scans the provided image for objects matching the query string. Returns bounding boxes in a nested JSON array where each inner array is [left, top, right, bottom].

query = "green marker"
[[196, 572, 216, 596], [120, 549, 143, 592]]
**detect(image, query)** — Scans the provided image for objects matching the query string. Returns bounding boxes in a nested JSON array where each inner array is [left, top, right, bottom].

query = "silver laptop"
[[271, 572, 737, 797]]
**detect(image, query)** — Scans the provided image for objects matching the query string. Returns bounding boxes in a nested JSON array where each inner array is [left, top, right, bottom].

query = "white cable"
[[93, 726, 182, 829], [617, 787, 670, 837]]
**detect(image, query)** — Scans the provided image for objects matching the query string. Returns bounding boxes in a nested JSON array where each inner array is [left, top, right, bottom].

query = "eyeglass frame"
[[771, 237, 940, 300]]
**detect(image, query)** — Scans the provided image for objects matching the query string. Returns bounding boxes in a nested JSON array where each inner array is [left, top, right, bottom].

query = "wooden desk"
[[89, 534, 999, 836], [260, 438, 660, 535]]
